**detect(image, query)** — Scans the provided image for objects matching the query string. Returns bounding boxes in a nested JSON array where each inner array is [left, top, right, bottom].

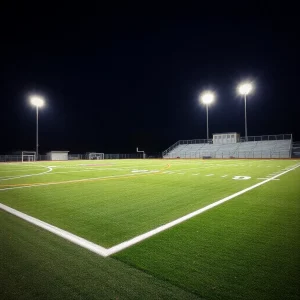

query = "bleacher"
[[215, 143, 240, 158], [163, 134, 292, 159]]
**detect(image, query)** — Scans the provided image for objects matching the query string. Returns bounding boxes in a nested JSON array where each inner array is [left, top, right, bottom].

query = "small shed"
[[47, 151, 69, 161]]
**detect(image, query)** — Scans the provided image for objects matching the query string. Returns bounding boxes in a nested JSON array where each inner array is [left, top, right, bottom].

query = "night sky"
[[1, 4, 299, 154]]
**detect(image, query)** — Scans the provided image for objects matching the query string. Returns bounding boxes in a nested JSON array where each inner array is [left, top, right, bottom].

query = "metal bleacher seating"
[[164, 136, 292, 159]]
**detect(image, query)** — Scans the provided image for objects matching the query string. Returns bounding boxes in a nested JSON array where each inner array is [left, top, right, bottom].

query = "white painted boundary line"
[[0, 203, 110, 257], [0, 163, 299, 258]]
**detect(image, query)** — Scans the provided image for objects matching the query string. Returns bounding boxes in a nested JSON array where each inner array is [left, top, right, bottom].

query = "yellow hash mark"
[[0, 164, 171, 189]]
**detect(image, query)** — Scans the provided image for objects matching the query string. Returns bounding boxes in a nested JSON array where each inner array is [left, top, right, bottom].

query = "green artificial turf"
[[115, 167, 300, 300], [1, 159, 299, 299], [0, 160, 297, 246], [0, 210, 201, 300]]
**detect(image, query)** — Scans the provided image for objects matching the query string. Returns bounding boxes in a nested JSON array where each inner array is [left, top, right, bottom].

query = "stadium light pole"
[[200, 91, 215, 140], [238, 82, 253, 142], [29, 95, 45, 160]]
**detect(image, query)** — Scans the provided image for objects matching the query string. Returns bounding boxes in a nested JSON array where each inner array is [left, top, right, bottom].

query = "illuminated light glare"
[[30, 95, 45, 107], [238, 82, 253, 95], [200, 91, 215, 105]]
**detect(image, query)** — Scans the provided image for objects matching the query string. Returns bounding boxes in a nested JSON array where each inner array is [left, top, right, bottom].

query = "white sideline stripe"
[[105, 163, 300, 256], [0, 163, 299, 258], [206, 174, 214, 176], [0, 203, 109, 257], [0, 167, 53, 181]]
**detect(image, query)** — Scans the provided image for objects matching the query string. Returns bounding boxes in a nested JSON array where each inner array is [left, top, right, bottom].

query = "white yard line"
[[0, 167, 126, 179], [46, 168, 128, 174], [0, 171, 158, 191], [0, 163, 299, 257]]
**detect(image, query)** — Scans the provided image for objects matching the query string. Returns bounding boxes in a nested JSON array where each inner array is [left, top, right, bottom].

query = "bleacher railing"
[[240, 134, 292, 142]]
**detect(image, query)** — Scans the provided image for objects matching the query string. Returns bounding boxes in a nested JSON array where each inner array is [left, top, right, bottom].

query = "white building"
[[46, 151, 69, 161]]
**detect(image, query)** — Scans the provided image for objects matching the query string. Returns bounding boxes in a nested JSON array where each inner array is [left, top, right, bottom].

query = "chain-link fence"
[[0, 152, 148, 162]]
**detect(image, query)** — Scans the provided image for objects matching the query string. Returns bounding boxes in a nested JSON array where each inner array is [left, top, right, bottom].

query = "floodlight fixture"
[[238, 82, 253, 96], [200, 91, 215, 105], [30, 95, 45, 107]]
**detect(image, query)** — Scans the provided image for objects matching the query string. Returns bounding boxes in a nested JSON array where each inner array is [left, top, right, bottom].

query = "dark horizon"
[[1, 6, 299, 155]]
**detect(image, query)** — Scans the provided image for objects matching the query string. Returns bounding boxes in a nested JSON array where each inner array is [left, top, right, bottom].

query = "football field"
[[1, 159, 300, 299]]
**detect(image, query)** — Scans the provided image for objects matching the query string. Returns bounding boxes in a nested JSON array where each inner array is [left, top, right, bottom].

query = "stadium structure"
[[163, 133, 292, 159], [0, 133, 296, 162]]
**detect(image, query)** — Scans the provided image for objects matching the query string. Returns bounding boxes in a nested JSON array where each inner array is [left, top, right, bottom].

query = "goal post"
[[88, 153, 104, 160], [21, 151, 36, 162], [136, 147, 145, 159]]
